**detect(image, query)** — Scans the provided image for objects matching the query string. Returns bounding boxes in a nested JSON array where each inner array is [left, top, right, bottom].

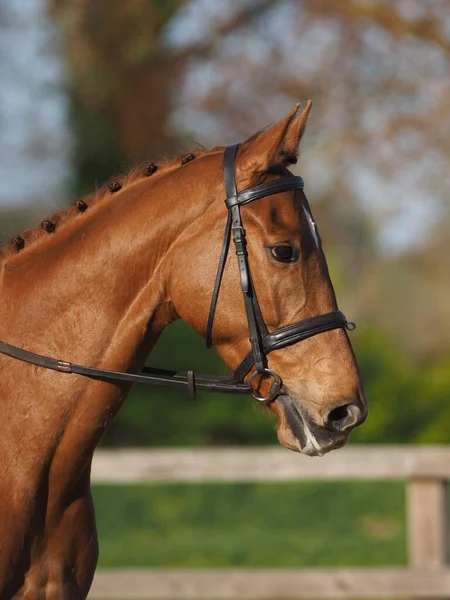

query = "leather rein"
[[0, 144, 355, 403]]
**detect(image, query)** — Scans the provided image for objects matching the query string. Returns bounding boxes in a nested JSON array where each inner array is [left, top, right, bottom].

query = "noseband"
[[0, 144, 355, 402]]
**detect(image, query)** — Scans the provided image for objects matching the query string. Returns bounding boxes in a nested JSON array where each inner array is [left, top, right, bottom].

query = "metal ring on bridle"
[[248, 368, 282, 403]]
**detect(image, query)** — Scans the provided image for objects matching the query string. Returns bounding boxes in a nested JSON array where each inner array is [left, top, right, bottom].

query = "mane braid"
[[0, 147, 216, 261]]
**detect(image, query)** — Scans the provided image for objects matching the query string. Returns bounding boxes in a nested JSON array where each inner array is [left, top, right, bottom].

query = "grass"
[[92, 480, 406, 568]]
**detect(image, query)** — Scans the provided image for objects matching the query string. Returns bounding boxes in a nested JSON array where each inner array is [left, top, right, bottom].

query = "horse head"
[[168, 103, 367, 456]]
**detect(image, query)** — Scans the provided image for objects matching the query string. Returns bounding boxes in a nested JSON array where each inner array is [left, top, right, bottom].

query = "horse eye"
[[269, 244, 298, 263]]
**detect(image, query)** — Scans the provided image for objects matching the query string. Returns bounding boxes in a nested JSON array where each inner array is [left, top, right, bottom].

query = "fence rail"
[[90, 446, 450, 599]]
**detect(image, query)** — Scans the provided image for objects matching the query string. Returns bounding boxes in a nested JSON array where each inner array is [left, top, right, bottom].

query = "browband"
[[225, 176, 304, 208]]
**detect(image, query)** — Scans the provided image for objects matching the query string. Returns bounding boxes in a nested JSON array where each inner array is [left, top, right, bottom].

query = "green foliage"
[[351, 327, 421, 444], [414, 358, 450, 443], [351, 328, 450, 445], [92, 481, 406, 568]]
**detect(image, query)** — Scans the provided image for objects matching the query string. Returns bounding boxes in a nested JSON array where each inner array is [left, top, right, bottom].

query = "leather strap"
[[223, 145, 266, 374], [0, 340, 252, 397], [205, 144, 240, 348], [225, 176, 304, 209], [230, 202, 265, 373], [223, 144, 239, 198], [233, 310, 349, 381], [205, 211, 232, 348]]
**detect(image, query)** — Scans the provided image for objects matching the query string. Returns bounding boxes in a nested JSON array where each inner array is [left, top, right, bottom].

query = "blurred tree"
[[50, 0, 185, 193], [49, 0, 280, 193]]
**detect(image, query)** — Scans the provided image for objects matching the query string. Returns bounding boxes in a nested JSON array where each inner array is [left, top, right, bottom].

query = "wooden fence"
[[90, 446, 450, 599]]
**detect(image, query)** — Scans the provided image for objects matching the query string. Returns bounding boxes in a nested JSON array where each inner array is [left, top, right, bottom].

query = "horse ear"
[[237, 101, 312, 181], [280, 100, 312, 163]]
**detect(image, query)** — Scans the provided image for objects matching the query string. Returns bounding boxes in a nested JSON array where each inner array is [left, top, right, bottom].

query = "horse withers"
[[0, 103, 367, 599]]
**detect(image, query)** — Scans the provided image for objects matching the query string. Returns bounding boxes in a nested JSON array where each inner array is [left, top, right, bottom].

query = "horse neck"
[[0, 156, 223, 479], [1, 157, 221, 373]]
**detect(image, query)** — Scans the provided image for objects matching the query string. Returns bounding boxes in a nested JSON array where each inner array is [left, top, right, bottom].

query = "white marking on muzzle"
[[301, 421, 325, 457]]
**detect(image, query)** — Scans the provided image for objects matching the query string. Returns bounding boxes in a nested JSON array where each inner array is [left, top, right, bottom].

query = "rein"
[[0, 144, 354, 402]]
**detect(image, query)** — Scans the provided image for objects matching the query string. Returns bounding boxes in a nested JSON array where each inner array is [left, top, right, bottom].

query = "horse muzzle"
[[274, 393, 367, 457]]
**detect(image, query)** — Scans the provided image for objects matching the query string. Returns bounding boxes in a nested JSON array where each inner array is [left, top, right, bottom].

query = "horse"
[[0, 102, 367, 599]]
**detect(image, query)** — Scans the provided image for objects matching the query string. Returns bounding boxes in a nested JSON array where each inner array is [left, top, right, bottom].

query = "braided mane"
[[0, 149, 212, 261]]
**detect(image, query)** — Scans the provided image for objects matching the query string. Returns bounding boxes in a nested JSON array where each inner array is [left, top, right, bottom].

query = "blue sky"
[[0, 0, 68, 209]]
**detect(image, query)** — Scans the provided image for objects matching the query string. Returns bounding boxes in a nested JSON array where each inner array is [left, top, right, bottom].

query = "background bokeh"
[[1, 0, 449, 579]]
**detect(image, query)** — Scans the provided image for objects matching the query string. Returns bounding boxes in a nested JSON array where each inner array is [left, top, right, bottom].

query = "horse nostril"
[[326, 403, 362, 433]]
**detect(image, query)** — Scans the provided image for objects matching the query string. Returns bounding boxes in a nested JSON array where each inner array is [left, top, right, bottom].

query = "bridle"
[[0, 144, 355, 403], [205, 144, 354, 401]]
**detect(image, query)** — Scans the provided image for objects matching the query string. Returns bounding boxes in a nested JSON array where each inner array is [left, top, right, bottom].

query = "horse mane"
[[0, 146, 223, 261]]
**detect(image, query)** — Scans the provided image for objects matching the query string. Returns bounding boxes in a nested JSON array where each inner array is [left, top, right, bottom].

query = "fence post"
[[407, 477, 448, 570]]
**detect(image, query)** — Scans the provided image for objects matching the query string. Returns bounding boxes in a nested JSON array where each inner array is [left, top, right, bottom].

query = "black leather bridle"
[[0, 144, 354, 402]]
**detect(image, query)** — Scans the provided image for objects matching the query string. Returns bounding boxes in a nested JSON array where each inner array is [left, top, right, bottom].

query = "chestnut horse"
[[0, 103, 367, 599]]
